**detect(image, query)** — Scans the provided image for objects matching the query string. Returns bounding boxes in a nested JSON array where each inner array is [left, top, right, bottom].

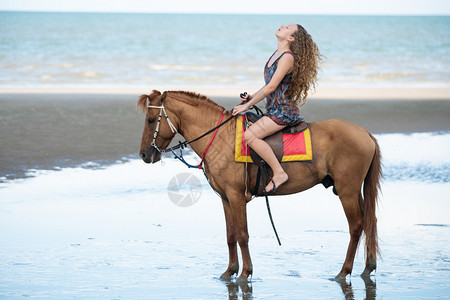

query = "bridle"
[[147, 104, 178, 153]]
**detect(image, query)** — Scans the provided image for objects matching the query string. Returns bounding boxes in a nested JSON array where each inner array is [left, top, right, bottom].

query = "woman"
[[232, 24, 321, 193]]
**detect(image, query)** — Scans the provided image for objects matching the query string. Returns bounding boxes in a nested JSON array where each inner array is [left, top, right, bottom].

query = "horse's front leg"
[[219, 198, 239, 280], [227, 191, 252, 282]]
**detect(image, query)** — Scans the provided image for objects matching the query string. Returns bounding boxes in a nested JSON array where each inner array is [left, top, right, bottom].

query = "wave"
[[377, 132, 450, 164], [148, 64, 214, 71], [378, 132, 450, 183]]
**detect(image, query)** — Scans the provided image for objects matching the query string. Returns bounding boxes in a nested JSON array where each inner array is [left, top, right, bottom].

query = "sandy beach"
[[1, 88, 449, 181]]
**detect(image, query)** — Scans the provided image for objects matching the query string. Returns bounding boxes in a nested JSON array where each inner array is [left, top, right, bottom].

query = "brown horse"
[[138, 90, 382, 282]]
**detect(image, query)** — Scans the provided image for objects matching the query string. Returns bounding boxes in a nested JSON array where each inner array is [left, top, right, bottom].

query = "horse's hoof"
[[219, 271, 235, 282], [219, 263, 239, 282], [330, 273, 347, 282], [236, 274, 250, 284], [361, 258, 376, 277], [361, 269, 373, 278]]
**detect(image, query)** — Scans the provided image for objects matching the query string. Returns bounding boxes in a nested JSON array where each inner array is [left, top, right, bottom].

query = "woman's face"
[[275, 24, 297, 41]]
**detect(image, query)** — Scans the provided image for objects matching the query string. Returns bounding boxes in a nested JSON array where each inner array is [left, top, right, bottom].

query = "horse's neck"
[[167, 97, 232, 158]]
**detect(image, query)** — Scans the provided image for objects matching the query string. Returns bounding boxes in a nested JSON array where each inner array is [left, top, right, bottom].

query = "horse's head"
[[137, 90, 178, 164]]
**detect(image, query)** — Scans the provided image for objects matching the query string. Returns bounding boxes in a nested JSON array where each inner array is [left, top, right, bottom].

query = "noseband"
[[147, 104, 178, 153]]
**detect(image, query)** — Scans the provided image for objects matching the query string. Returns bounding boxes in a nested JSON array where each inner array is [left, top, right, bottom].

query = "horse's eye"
[[147, 118, 155, 124]]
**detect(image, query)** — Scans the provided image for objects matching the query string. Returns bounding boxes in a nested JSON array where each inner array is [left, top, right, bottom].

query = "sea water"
[[0, 133, 449, 298], [1, 12, 449, 89]]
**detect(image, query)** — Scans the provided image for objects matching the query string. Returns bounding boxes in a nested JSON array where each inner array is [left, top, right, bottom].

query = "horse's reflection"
[[221, 275, 375, 299], [335, 276, 376, 300], [223, 279, 253, 300]]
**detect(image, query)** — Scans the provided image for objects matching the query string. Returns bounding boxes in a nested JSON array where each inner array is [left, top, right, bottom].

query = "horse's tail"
[[362, 132, 382, 259]]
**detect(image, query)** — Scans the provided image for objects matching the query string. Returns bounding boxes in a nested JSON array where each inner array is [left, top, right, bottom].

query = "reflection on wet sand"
[[335, 276, 376, 300], [223, 279, 253, 300], [222, 275, 377, 299]]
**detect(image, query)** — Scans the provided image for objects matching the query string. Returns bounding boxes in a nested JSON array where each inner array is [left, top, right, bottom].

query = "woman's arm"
[[244, 86, 264, 102], [233, 54, 294, 115]]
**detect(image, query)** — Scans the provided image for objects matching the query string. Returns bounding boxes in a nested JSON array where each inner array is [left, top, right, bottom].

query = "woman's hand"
[[232, 102, 250, 116], [240, 92, 251, 103]]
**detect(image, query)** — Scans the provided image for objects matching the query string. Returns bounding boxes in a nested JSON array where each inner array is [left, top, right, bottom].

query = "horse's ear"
[[161, 91, 167, 102], [137, 90, 162, 113], [150, 90, 162, 98]]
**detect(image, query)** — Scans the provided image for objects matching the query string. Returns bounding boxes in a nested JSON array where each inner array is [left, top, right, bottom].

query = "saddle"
[[245, 112, 308, 166]]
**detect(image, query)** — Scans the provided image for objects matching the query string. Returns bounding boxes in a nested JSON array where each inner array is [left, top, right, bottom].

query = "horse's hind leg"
[[335, 190, 363, 280], [219, 199, 239, 280]]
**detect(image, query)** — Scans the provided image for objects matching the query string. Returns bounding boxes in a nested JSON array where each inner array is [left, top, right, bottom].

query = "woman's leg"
[[243, 116, 288, 192]]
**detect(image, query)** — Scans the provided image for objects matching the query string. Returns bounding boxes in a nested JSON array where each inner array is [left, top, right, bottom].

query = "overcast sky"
[[0, 0, 449, 15]]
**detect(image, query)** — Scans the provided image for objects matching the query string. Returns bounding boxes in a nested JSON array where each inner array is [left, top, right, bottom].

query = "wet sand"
[[1, 91, 449, 181], [0, 159, 449, 298]]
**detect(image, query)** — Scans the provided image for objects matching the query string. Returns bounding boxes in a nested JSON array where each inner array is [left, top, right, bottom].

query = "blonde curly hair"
[[287, 24, 322, 108]]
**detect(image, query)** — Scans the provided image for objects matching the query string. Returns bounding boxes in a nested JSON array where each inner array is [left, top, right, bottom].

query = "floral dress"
[[264, 51, 302, 126]]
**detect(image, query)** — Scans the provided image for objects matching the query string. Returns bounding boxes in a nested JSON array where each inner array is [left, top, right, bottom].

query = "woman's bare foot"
[[265, 172, 288, 193]]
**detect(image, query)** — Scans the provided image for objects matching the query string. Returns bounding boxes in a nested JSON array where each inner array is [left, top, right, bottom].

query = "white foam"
[[0, 156, 203, 202], [376, 132, 450, 165]]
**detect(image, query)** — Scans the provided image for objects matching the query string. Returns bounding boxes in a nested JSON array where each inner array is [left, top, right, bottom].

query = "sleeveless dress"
[[264, 51, 302, 126]]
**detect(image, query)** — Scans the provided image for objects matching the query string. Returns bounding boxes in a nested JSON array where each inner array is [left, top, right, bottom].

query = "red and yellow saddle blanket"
[[234, 115, 313, 163]]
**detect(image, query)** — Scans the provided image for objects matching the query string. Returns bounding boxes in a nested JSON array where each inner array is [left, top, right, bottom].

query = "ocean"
[[1, 12, 449, 89]]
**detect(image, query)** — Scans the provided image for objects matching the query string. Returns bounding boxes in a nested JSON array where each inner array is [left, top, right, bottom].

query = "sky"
[[0, 0, 449, 15]]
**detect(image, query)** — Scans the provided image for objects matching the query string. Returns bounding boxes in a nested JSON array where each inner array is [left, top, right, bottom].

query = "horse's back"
[[309, 118, 369, 133], [309, 118, 375, 150]]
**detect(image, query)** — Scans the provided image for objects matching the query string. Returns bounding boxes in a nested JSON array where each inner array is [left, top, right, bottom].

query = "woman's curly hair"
[[287, 24, 322, 108]]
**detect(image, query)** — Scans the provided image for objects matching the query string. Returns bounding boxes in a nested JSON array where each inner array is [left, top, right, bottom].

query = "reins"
[[147, 102, 234, 169], [166, 114, 234, 155], [169, 112, 231, 170]]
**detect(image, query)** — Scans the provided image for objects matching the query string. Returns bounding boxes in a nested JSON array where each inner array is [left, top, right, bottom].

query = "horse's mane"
[[167, 90, 226, 111], [138, 90, 226, 114]]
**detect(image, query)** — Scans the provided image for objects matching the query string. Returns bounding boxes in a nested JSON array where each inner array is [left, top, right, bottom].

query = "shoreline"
[[1, 86, 450, 100]]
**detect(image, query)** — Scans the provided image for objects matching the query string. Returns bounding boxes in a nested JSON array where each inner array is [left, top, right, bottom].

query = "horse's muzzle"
[[140, 147, 161, 164]]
